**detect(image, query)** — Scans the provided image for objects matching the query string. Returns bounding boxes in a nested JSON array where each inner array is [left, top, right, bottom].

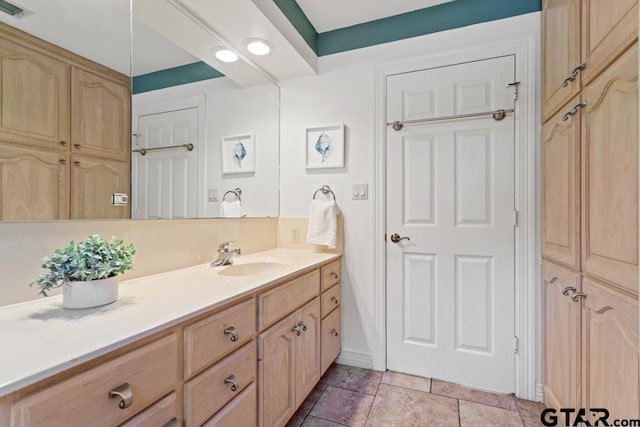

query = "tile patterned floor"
[[287, 364, 546, 427]]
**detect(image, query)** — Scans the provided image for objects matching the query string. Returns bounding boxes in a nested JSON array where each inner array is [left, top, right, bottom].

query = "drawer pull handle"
[[108, 383, 133, 409], [331, 296, 339, 304], [561, 63, 587, 87], [224, 374, 238, 392], [162, 418, 180, 427], [561, 101, 587, 121], [59, 140, 67, 146], [331, 328, 339, 337], [74, 143, 81, 149], [291, 324, 302, 336], [59, 159, 67, 165], [330, 271, 339, 279], [297, 321, 308, 332], [549, 276, 558, 284], [224, 326, 238, 342], [562, 286, 577, 296]]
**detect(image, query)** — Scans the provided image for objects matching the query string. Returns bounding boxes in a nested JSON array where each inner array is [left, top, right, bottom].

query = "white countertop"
[[0, 249, 339, 397]]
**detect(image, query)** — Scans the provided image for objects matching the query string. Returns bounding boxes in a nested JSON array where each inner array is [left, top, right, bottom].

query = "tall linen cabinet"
[[542, 0, 640, 420]]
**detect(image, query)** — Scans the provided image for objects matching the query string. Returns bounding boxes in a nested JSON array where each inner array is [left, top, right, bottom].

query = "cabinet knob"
[[73, 161, 81, 166], [59, 159, 67, 165], [330, 271, 339, 279], [562, 286, 576, 296], [162, 418, 180, 427], [224, 374, 238, 392], [331, 329, 339, 337], [331, 296, 339, 304], [74, 143, 81, 149], [108, 383, 133, 409], [224, 326, 238, 342], [561, 63, 587, 87], [59, 140, 67, 146]]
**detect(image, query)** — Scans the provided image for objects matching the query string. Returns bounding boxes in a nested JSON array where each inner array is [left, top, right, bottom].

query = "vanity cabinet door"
[[70, 154, 129, 219], [71, 66, 130, 161], [259, 312, 298, 427], [0, 34, 70, 150], [321, 307, 341, 375], [295, 298, 321, 406], [0, 142, 69, 220]]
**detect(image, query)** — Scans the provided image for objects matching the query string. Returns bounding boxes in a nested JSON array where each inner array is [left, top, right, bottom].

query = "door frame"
[[132, 95, 206, 217], [373, 35, 540, 400]]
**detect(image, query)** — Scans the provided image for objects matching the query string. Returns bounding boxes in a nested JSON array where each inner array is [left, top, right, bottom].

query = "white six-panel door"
[[133, 108, 198, 219], [386, 56, 516, 392]]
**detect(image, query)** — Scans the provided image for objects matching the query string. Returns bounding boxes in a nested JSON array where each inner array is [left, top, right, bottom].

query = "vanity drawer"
[[321, 308, 341, 375], [202, 382, 257, 427], [184, 341, 257, 427], [321, 283, 341, 319], [11, 334, 178, 427], [259, 269, 319, 330], [120, 392, 178, 427], [184, 298, 256, 379], [321, 260, 341, 292]]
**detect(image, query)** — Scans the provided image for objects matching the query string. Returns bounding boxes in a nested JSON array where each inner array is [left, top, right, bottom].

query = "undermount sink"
[[217, 261, 287, 277]]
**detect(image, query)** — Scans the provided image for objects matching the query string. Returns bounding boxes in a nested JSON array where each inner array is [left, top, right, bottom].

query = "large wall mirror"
[[0, 0, 279, 221]]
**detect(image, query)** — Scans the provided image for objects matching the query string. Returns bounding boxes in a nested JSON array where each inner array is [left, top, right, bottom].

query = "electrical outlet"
[[208, 189, 219, 202], [291, 227, 300, 243]]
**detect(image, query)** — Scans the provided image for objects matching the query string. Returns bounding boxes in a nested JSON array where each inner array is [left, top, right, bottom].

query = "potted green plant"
[[30, 235, 136, 309]]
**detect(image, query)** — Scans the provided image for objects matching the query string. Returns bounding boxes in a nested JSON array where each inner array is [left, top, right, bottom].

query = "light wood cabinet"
[[0, 33, 69, 150], [203, 382, 257, 427], [322, 308, 342, 375], [120, 392, 179, 427], [258, 270, 319, 330], [294, 299, 322, 406], [542, 0, 582, 121], [581, 0, 638, 84], [70, 154, 129, 219], [542, 97, 582, 270], [0, 142, 69, 221], [581, 278, 639, 421], [581, 45, 638, 294], [542, 261, 581, 410], [11, 334, 178, 427], [71, 67, 130, 162]]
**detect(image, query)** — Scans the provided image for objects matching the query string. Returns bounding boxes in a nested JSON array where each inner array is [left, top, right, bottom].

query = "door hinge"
[[512, 209, 519, 227], [514, 336, 519, 354], [507, 81, 521, 101]]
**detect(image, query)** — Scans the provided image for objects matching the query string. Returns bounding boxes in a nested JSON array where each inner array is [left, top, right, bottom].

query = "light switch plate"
[[352, 184, 368, 200], [208, 189, 219, 202]]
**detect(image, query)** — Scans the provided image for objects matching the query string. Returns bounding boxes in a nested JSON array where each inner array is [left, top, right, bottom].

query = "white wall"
[[278, 12, 541, 388], [133, 79, 280, 218]]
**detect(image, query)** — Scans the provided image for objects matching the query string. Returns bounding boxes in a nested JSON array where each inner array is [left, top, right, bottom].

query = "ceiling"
[[295, 0, 453, 32]]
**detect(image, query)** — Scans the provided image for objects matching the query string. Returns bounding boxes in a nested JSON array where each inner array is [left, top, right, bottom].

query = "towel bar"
[[313, 185, 336, 201]]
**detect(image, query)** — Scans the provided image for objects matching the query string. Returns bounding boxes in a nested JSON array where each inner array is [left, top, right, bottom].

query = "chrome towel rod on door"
[[132, 143, 194, 156], [387, 108, 514, 131]]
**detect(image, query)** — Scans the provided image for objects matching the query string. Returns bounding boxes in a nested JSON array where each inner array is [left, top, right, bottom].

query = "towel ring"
[[223, 188, 242, 202], [312, 185, 336, 201]]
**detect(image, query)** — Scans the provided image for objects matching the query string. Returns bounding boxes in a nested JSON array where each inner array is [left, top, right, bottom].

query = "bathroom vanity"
[[0, 249, 342, 427]]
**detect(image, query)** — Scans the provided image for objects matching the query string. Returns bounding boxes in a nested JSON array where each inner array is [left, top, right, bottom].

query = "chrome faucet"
[[211, 241, 241, 266]]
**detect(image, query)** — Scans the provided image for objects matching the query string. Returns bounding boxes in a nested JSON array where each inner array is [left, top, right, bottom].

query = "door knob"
[[390, 233, 410, 243]]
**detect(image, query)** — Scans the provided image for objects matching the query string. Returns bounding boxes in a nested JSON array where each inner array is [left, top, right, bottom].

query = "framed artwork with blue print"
[[306, 124, 345, 169], [221, 133, 255, 174]]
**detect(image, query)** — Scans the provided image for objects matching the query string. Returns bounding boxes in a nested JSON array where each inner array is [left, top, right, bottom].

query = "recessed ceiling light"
[[245, 39, 274, 56], [214, 49, 238, 63]]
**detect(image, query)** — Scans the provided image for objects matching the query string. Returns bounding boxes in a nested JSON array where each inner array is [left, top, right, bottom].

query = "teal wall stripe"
[[133, 61, 224, 94], [273, 0, 318, 53], [315, 0, 541, 56]]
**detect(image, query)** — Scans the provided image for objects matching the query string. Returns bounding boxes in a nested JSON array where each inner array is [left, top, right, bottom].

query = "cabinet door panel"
[[581, 45, 638, 294], [295, 298, 321, 406], [582, 0, 637, 84], [71, 67, 130, 161], [0, 142, 68, 220], [0, 36, 69, 149], [542, 0, 582, 121], [321, 307, 341, 375], [542, 97, 581, 269], [582, 278, 639, 420], [70, 154, 129, 219], [542, 261, 581, 409], [258, 313, 297, 427]]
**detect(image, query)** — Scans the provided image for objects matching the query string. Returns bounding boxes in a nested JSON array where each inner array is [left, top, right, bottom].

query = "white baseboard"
[[336, 349, 374, 370], [535, 382, 544, 402]]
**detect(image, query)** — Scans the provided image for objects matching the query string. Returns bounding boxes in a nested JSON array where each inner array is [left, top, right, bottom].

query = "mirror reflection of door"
[[132, 108, 199, 219]]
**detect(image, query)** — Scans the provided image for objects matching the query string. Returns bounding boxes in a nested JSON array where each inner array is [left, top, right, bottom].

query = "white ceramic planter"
[[63, 276, 119, 309]]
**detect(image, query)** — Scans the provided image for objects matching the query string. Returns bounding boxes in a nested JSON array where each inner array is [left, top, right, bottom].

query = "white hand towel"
[[306, 199, 339, 248], [220, 200, 246, 218]]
